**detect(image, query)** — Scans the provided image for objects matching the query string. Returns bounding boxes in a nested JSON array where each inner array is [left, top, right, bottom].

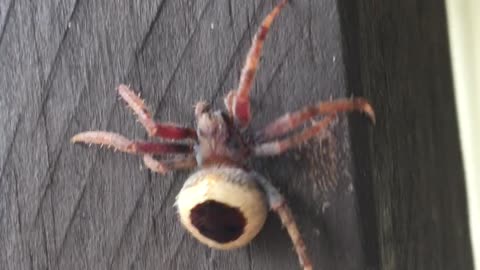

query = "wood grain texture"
[[338, 0, 474, 269], [0, 0, 472, 270]]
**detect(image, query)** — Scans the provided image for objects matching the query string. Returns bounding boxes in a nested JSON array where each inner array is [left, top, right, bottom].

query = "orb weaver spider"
[[71, 1, 375, 269]]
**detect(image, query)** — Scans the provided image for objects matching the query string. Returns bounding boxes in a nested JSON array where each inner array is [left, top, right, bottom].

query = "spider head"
[[194, 102, 229, 145], [194, 102, 250, 167], [194, 101, 235, 166]]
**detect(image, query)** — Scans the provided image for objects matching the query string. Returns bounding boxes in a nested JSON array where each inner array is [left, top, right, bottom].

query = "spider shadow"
[[247, 117, 361, 268]]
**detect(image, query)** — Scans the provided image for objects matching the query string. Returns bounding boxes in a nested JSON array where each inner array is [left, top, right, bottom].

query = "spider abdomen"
[[176, 167, 268, 250]]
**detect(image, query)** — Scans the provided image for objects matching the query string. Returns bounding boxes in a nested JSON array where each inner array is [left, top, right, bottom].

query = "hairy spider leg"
[[117, 84, 197, 140], [71, 131, 193, 155], [232, 0, 288, 128], [143, 155, 197, 174], [275, 204, 313, 270], [256, 98, 375, 142], [254, 116, 336, 156], [253, 173, 312, 270]]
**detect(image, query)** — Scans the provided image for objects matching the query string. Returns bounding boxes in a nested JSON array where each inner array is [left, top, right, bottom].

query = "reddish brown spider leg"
[[253, 173, 313, 270], [71, 131, 193, 155], [256, 98, 375, 141], [117, 84, 197, 140], [254, 116, 336, 156], [275, 204, 313, 270], [143, 155, 197, 174], [233, 0, 288, 128]]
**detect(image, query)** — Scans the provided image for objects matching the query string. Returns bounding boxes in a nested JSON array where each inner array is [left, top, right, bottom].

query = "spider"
[[71, 1, 374, 269]]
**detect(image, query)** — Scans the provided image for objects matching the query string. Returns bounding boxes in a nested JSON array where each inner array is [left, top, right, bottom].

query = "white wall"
[[446, 0, 480, 268]]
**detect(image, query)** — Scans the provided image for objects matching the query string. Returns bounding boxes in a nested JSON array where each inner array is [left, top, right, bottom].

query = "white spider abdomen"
[[176, 167, 268, 250]]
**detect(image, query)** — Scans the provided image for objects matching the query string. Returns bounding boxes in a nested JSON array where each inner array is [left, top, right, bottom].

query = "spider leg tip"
[[363, 104, 376, 125], [355, 99, 376, 124], [70, 133, 85, 144], [117, 84, 133, 94], [370, 114, 376, 125], [279, 0, 289, 8]]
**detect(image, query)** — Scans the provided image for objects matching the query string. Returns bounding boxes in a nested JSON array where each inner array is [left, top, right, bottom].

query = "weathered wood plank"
[[0, 0, 472, 269]]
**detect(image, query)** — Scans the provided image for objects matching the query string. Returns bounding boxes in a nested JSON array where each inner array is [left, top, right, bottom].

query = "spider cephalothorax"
[[71, 1, 374, 269]]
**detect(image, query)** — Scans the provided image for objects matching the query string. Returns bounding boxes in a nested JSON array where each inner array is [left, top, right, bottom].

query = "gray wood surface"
[[0, 0, 472, 270]]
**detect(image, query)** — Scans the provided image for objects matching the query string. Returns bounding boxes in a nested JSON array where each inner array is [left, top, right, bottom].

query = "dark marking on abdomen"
[[190, 200, 246, 243]]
